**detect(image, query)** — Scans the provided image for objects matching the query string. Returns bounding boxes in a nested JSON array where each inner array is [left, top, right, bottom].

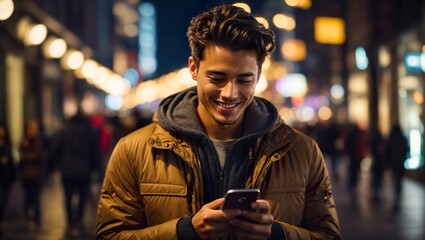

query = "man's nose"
[[221, 81, 238, 98]]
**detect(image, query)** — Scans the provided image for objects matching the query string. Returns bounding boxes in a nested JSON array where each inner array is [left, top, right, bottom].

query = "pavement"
[[0, 171, 98, 240], [331, 156, 425, 240], [0, 156, 424, 240]]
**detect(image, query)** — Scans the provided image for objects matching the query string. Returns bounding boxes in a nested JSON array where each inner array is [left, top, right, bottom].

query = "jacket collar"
[[156, 87, 280, 143], [257, 119, 297, 158], [151, 113, 297, 165]]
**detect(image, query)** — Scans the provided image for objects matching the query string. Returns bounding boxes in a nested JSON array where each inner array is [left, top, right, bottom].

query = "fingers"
[[228, 217, 273, 240], [192, 198, 273, 239], [206, 197, 226, 209], [205, 197, 242, 220], [234, 209, 274, 225], [250, 199, 271, 214], [227, 200, 273, 239], [229, 216, 273, 239], [191, 198, 242, 239]]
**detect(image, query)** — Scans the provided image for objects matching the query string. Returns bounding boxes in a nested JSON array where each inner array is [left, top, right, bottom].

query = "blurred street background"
[[1, 0, 425, 239]]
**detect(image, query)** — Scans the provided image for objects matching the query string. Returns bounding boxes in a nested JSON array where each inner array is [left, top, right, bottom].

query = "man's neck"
[[206, 124, 241, 140], [197, 105, 243, 140], [197, 115, 243, 140]]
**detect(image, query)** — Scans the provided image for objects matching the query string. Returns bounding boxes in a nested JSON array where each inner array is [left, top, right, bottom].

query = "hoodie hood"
[[157, 86, 281, 202], [157, 86, 279, 141]]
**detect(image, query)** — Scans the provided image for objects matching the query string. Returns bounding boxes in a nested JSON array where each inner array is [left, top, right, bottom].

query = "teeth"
[[218, 102, 237, 108]]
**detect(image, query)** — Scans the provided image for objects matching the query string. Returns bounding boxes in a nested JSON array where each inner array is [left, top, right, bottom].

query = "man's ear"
[[188, 56, 198, 80]]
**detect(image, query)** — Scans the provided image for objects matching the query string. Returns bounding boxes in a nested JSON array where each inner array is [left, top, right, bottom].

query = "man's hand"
[[228, 199, 274, 240], [191, 198, 241, 239]]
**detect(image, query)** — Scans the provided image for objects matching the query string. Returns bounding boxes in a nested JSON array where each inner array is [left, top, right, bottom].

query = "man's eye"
[[209, 77, 224, 81], [238, 79, 253, 84]]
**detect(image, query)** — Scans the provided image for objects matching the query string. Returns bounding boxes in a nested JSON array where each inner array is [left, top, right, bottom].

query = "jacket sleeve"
[[95, 138, 180, 240], [276, 140, 341, 240]]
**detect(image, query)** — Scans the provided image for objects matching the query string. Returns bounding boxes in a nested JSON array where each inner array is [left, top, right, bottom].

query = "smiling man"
[[95, 4, 340, 240]]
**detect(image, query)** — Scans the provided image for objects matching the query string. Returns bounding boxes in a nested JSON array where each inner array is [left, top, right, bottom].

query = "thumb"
[[205, 198, 226, 210]]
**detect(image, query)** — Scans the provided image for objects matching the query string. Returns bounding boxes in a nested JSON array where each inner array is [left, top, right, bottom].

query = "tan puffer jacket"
[[95, 120, 340, 240]]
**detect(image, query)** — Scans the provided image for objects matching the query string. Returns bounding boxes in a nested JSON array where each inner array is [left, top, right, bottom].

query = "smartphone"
[[222, 189, 260, 211]]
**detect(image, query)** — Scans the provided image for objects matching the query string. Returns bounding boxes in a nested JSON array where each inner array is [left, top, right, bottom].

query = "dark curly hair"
[[187, 4, 275, 69]]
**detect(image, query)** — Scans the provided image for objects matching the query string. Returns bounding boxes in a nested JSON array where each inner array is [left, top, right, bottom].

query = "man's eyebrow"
[[206, 70, 255, 77], [206, 70, 225, 76], [238, 72, 256, 77]]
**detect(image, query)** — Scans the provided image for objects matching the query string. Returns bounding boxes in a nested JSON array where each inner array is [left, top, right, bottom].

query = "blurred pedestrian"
[[88, 115, 113, 207], [385, 123, 409, 207], [0, 123, 16, 230], [344, 122, 367, 195], [19, 118, 46, 225], [317, 120, 342, 182], [50, 110, 101, 235], [89, 115, 112, 180], [370, 130, 386, 202]]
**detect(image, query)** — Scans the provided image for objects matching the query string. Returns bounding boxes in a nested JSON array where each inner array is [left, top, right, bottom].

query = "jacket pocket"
[[265, 187, 305, 225], [140, 183, 187, 197], [139, 183, 189, 226]]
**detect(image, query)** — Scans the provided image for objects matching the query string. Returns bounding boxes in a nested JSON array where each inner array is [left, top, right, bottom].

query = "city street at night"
[[2, 0, 425, 240]]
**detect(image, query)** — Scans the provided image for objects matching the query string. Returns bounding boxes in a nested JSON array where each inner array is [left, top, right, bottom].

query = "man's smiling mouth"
[[216, 101, 239, 109]]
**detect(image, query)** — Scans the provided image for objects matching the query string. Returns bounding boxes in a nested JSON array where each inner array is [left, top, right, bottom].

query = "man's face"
[[189, 45, 259, 131]]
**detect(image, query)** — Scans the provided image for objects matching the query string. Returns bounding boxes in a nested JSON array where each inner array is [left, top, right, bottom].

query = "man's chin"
[[214, 116, 240, 127]]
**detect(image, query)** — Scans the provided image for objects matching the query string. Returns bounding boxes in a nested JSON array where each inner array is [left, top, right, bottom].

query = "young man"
[[95, 4, 340, 240]]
